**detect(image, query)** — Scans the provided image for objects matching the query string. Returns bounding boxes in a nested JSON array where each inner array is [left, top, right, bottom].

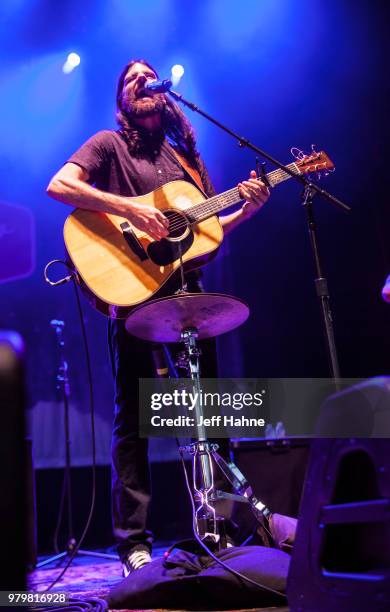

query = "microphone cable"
[[43, 260, 98, 592]]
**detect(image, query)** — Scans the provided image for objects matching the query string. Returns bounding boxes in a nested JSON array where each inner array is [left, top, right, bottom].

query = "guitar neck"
[[188, 161, 301, 224]]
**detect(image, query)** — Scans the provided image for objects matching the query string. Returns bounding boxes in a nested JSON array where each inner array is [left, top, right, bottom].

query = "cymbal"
[[125, 292, 249, 342]]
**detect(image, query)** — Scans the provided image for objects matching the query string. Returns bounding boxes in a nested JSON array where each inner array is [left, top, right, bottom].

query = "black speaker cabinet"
[[288, 438, 390, 611], [0, 332, 27, 589]]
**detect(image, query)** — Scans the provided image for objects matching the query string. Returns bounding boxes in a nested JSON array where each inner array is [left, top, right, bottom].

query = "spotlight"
[[62, 53, 81, 74], [67, 53, 80, 67], [171, 64, 184, 86]]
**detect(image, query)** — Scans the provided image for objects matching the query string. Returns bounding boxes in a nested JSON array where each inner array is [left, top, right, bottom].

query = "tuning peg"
[[311, 144, 319, 155], [290, 147, 305, 160]]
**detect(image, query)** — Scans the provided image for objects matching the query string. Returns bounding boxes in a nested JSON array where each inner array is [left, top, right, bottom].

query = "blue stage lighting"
[[171, 64, 184, 86], [62, 52, 81, 74], [67, 52, 81, 67]]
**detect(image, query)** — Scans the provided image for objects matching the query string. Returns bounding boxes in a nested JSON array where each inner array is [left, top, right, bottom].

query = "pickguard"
[[147, 231, 194, 266]]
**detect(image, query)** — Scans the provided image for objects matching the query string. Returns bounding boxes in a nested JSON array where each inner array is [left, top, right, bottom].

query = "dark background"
[[0, 0, 389, 470]]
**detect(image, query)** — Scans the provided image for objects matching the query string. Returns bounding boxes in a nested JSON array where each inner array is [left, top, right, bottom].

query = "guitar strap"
[[166, 144, 206, 194]]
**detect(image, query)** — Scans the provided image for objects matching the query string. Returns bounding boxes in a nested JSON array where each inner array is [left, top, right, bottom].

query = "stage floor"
[[29, 549, 122, 600], [28, 545, 289, 611]]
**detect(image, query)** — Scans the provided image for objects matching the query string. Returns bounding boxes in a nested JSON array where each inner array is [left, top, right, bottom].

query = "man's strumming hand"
[[126, 201, 169, 241]]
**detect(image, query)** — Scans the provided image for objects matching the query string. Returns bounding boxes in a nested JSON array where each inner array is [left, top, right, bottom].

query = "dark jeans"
[[108, 276, 232, 561]]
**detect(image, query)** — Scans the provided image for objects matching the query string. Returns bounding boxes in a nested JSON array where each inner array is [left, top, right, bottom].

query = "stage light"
[[62, 53, 81, 74], [67, 53, 81, 67], [171, 64, 184, 86], [171, 64, 184, 78]]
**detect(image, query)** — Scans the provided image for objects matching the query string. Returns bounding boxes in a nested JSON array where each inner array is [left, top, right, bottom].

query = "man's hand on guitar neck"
[[239, 170, 270, 218], [220, 170, 270, 235]]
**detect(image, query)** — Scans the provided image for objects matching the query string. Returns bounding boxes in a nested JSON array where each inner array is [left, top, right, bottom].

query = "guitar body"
[[64, 180, 224, 318]]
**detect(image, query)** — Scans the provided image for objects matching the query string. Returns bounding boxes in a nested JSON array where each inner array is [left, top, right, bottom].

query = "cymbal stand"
[[177, 327, 272, 549], [178, 327, 225, 547]]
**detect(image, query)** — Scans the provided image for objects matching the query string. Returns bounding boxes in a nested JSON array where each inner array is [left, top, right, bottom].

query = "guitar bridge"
[[120, 222, 148, 261]]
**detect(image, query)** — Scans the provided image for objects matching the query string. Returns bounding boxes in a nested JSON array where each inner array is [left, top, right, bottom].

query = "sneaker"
[[122, 546, 152, 577]]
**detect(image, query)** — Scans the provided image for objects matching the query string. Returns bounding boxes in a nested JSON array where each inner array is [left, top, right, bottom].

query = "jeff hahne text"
[[149, 388, 266, 428]]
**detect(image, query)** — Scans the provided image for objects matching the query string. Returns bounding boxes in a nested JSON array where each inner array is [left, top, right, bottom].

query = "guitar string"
[[133, 159, 323, 238], [167, 173, 274, 230], [189, 162, 300, 218], [141, 167, 301, 238], [166, 163, 301, 232], [184, 163, 297, 221], [166, 164, 307, 233], [166, 189, 241, 232], [166, 173, 297, 232], [151, 160, 320, 234], [167, 186, 262, 232], [135, 163, 313, 238]]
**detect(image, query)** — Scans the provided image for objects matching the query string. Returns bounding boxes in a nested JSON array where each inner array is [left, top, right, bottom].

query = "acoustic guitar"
[[64, 151, 334, 318]]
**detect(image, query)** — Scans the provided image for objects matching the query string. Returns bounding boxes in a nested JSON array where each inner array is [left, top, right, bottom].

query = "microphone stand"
[[36, 320, 117, 568], [168, 89, 350, 380]]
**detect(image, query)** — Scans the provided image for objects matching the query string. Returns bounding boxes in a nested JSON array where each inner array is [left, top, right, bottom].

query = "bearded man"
[[47, 59, 270, 576]]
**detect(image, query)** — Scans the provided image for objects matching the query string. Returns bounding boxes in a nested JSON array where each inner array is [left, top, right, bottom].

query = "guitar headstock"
[[295, 150, 335, 175]]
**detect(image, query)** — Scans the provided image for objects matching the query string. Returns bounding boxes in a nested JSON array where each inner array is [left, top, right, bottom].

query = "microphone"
[[144, 79, 173, 94]]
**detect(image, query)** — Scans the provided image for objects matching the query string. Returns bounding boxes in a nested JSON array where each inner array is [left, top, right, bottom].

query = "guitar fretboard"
[[186, 162, 300, 223]]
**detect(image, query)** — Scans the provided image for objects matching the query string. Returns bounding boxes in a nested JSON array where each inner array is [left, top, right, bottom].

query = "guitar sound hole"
[[164, 209, 189, 240], [147, 230, 194, 266], [147, 208, 193, 266]]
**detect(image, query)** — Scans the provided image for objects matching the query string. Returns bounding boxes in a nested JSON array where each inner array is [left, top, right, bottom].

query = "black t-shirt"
[[68, 129, 214, 289], [67, 129, 216, 199]]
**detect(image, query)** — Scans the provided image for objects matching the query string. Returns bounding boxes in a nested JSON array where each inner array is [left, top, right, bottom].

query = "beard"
[[123, 93, 166, 119]]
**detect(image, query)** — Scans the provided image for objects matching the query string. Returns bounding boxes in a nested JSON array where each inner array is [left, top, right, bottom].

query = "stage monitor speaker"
[[315, 376, 390, 437], [288, 379, 390, 612], [0, 332, 27, 590]]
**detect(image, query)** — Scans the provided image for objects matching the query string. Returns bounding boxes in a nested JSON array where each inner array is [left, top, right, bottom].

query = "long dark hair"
[[116, 59, 198, 161]]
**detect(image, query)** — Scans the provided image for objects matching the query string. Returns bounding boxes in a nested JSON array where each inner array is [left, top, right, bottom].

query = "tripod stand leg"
[[211, 450, 272, 527], [77, 550, 118, 560], [36, 551, 68, 569]]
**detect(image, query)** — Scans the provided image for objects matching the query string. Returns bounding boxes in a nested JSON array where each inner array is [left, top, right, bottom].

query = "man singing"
[[47, 59, 270, 576]]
